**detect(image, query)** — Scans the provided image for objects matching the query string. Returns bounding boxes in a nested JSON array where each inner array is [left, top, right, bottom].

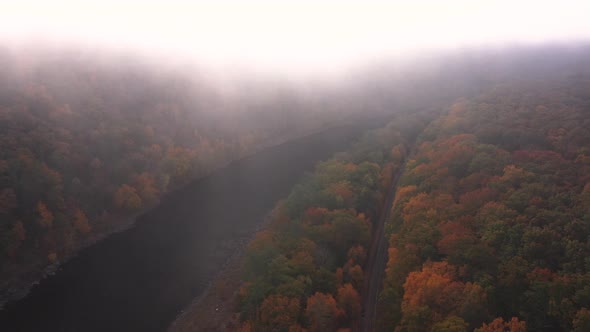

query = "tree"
[[437, 221, 474, 257], [37, 201, 54, 228], [344, 264, 364, 290], [346, 245, 367, 266], [400, 261, 487, 329], [573, 308, 590, 332], [326, 181, 354, 207], [72, 208, 91, 234], [402, 261, 463, 316], [303, 207, 329, 226], [459, 188, 496, 214], [113, 184, 142, 211], [431, 316, 468, 332], [258, 294, 300, 331], [475, 317, 526, 332], [336, 283, 361, 324], [325, 211, 370, 264], [133, 172, 159, 204], [305, 292, 341, 332]]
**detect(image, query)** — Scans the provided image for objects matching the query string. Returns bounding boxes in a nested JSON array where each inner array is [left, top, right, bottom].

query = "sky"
[[1, 0, 590, 75]]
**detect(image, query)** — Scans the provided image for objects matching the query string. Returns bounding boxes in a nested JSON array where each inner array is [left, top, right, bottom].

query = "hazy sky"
[[1, 0, 590, 74]]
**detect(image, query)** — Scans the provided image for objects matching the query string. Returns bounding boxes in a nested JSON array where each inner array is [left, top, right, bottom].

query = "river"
[[0, 119, 385, 332]]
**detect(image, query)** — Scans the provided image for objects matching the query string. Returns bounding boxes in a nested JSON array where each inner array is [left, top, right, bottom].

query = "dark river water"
[[0, 120, 384, 332]]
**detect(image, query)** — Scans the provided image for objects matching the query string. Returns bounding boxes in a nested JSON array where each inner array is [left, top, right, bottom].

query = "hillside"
[[0, 49, 377, 303], [379, 78, 590, 331], [1, 45, 590, 331], [228, 72, 590, 331]]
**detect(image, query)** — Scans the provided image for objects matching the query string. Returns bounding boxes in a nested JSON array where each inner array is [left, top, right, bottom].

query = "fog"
[[2, 0, 590, 77], [3, 3, 590, 331]]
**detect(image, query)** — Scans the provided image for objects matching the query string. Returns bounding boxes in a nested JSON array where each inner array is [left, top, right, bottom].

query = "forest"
[[0, 44, 497, 302], [0, 48, 385, 302], [377, 79, 590, 331], [231, 63, 590, 331], [1, 44, 590, 332], [235, 110, 431, 331], [4, 1, 590, 331]]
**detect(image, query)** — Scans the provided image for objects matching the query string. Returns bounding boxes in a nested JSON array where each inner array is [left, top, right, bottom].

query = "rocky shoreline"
[[0, 216, 135, 310], [167, 208, 276, 332]]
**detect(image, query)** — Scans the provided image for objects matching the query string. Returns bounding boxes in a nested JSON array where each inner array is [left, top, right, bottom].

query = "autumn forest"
[[229, 52, 590, 331], [1, 44, 590, 332]]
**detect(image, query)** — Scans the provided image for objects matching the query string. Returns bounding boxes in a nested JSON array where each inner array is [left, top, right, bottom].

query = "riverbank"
[[0, 110, 398, 312], [0, 119, 357, 310], [166, 208, 277, 332], [0, 117, 385, 332]]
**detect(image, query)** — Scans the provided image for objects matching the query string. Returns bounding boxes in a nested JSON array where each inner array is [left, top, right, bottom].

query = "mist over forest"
[[1, 1, 590, 331]]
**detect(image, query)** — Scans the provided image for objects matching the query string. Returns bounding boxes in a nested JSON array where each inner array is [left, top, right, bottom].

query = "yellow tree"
[[37, 201, 54, 228], [72, 208, 91, 234], [113, 184, 142, 211]]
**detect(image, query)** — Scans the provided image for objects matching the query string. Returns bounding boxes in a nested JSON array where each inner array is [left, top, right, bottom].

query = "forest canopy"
[[1, 45, 590, 331], [379, 78, 590, 331], [232, 53, 590, 331]]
